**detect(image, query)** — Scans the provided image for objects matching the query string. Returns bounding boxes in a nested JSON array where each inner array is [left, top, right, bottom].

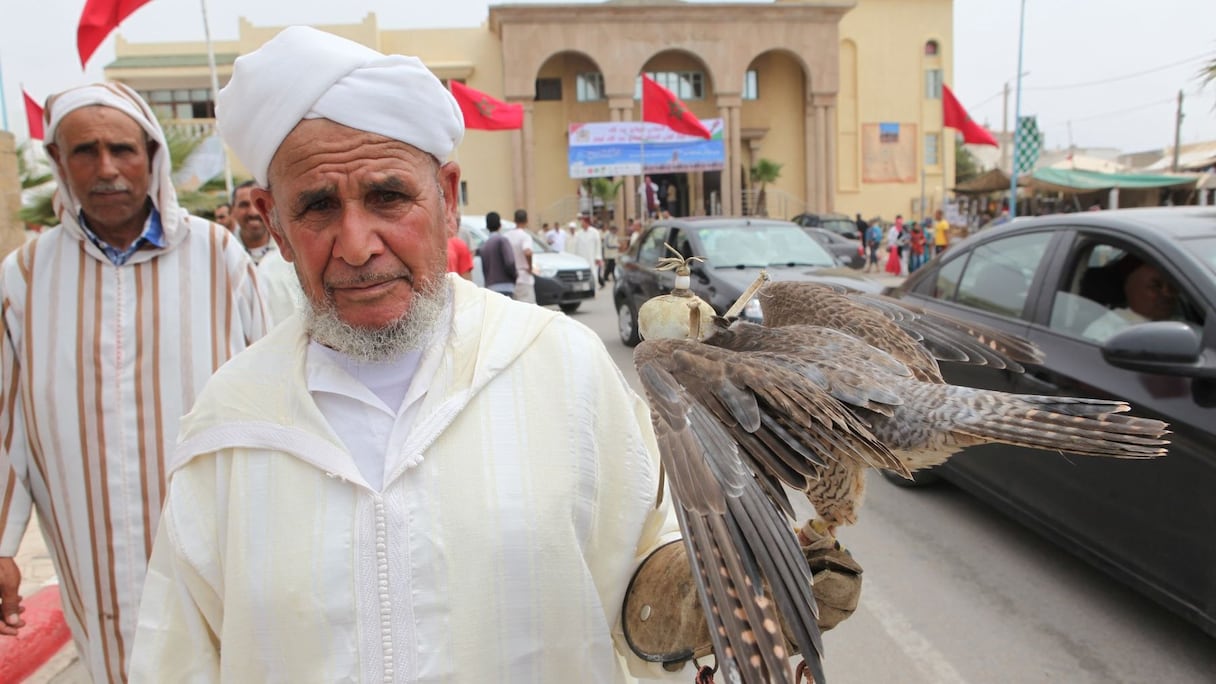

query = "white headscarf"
[[44, 82, 186, 244], [217, 26, 465, 187]]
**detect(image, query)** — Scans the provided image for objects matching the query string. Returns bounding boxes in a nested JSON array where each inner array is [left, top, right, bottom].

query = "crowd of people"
[[859, 209, 952, 276]]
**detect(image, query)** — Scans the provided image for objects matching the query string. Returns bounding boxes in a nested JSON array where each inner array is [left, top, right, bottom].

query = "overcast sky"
[[2, 0, 1214, 155]]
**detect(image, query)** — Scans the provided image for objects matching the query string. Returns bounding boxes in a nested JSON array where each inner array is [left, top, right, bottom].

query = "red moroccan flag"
[[23, 90, 45, 141], [641, 74, 711, 139], [942, 84, 999, 147], [77, 0, 154, 68], [449, 81, 523, 131]]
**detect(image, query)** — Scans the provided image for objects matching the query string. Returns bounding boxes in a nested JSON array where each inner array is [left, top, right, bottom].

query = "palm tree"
[[587, 177, 624, 226], [749, 158, 783, 217], [17, 141, 55, 228]]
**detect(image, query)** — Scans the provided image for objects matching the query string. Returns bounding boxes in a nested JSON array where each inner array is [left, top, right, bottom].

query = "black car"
[[613, 216, 881, 346], [790, 212, 862, 240], [887, 206, 1216, 638], [805, 226, 865, 269]]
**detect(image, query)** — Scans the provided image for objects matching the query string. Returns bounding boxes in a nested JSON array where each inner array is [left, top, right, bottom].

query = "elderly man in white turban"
[[0, 83, 268, 683], [126, 26, 700, 683]]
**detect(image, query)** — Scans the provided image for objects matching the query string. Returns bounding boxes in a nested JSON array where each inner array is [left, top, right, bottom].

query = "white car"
[[458, 215, 597, 313]]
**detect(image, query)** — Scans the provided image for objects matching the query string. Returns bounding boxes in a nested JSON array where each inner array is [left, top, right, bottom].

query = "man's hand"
[[0, 557, 26, 636]]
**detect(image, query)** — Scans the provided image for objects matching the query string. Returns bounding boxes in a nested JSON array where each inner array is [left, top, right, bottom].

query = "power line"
[[1024, 54, 1209, 92]]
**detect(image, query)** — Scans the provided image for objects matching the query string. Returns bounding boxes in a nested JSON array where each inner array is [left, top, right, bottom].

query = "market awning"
[[1023, 168, 1198, 194], [953, 168, 1012, 194]]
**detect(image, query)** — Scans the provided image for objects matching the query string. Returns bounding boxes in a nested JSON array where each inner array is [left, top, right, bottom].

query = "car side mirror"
[[1101, 321, 1216, 379]]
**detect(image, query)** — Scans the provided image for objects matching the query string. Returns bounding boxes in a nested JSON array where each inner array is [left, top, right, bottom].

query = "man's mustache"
[[91, 181, 131, 193]]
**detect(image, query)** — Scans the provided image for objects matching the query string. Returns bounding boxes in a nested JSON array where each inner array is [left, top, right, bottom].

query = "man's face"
[[214, 205, 233, 230], [232, 185, 268, 247], [48, 105, 153, 237], [1124, 263, 1176, 321], [254, 119, 459, 332]]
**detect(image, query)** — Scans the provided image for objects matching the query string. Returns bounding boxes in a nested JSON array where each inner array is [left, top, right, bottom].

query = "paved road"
[[571, 280, 1216, 683]]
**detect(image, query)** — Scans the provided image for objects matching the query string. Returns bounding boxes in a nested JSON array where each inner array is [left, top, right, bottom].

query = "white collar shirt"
[[304, 313, 450, 491]]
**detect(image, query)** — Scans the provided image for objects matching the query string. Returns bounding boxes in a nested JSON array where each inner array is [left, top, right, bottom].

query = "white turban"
[[43, 83, 185, 237], [217, 26, 465, 186]]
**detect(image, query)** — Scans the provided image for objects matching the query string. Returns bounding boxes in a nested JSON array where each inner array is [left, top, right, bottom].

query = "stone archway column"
[[609, 96, 634, 224], [813, 102, 827, 214], [819, 94, 838, 212], [520, 101, 536, 222], [717, 94, 742, 216], [804, 102, 818, 213]]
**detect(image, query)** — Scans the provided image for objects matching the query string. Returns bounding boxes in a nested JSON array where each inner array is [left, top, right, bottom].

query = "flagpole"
[[200, 0, 233, 198], [0, 53, 10, 132], [1009, 0, 1027, 220]]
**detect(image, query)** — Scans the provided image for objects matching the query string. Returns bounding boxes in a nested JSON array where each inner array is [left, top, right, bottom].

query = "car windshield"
[[1186, 236, 1216, 275], [820, 217, 858, 236], [696, 223, 836, 268]]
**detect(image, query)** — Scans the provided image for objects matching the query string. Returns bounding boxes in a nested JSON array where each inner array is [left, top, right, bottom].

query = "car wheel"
[[559, 302, 581, 314], [880, 467, 940, 488], [617, 298, 641, 347]]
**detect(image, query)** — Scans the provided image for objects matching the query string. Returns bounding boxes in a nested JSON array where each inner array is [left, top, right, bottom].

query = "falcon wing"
[[759, 280, 1043, 379], [637, 356, 825, 684]]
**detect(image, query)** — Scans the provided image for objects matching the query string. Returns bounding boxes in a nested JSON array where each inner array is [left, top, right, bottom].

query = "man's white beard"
[[305, 270, 450, 363]]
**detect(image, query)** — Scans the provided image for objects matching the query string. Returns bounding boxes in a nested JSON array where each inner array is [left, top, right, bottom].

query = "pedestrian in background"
[[480, 211, 516, 296], [601, 224, 620, 289], [566, 213, 603, 285], [864, 218, 883, 273], [447, 232, 474, 280], [0, 83, 267, 683], [908, 223, 926, 272], [506, 208, 536, 303], [934, 209, 951, 255]]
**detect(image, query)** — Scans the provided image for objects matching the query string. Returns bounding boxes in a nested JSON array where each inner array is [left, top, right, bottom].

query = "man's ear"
[[252, 187, 293, 262], [46, 142, 62, 170], [438, 161, 461, 238]]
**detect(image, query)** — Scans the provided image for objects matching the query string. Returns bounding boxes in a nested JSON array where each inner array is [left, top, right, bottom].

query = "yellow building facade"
[[105, 0, 954, 225]]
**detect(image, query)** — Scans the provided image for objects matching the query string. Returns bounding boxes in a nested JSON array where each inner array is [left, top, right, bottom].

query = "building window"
[[924, 40, 940, 56], [535, 78, 562, 101], [142, 88, 214, 119], [576, 72, 604, 102], [742, 70, 759, 100], [635, 71, 705, 101], [925, 133, 940, 166], [459, 181, 468, 206], [924, 68, 943, 99]]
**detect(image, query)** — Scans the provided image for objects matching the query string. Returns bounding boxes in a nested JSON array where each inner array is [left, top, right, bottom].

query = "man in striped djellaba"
[[0, 82, 268, 683]]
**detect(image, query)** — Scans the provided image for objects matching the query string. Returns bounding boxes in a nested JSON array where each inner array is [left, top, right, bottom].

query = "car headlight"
[[743, 296, 763, 320], [536, 266, 558, 278]]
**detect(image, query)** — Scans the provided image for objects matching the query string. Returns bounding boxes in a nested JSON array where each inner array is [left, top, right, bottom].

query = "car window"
[[669, 228, 696, 261], [912, 251, 965, 299], [637, 227, 670, 267], [1048, 239, 1203, 343], [953, 232, 1051, 319], [1185, 235, 1216, 275], [696, 223, 835, 268]]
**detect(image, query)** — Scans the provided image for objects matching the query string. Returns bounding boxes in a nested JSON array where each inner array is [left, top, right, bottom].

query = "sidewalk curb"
[[0, 584, 71, 683]]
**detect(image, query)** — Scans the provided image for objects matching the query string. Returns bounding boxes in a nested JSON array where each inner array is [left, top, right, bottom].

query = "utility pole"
[[1000, 81, 1010, 172], [1172, 90, 1184, 172]]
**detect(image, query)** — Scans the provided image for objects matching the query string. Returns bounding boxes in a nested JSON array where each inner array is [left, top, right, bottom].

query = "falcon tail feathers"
[[926, 387, 1170, 459]]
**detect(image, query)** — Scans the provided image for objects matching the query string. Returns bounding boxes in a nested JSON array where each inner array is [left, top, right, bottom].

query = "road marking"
[[862, 580, 969, 684]]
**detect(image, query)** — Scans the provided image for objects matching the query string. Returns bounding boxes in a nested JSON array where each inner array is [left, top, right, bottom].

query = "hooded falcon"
[[633, 274, 1170, 684]]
